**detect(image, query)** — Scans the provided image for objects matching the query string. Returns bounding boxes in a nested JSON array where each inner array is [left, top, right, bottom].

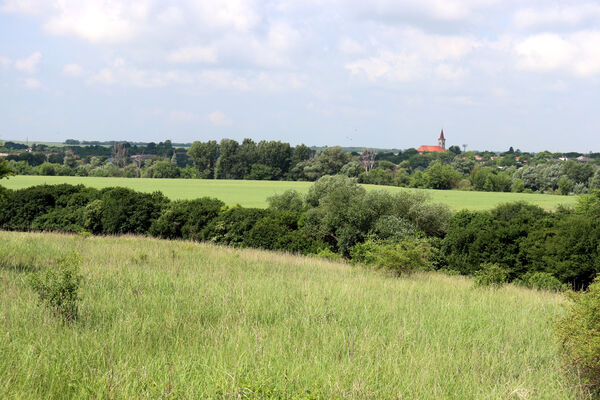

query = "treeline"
[[1, 175, 598, 288], [3, 138, 600, 195]]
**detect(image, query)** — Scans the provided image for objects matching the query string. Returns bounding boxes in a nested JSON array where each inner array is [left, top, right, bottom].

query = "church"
[[417, 130, 446, 153]]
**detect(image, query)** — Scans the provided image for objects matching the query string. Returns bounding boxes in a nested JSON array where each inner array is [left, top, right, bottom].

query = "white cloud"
[[21, 77, 41, 89], [14, 51, 42, 73], [339, 38, 365, 55], [88, 68, 116, 85], [515, 32, 600, 77], [208, 110, 232, 126], [0, 56, 11, 68], [169, 110, 198, 122], [349, 0, 499, 23], [514, 3, 600, 30], [189, 0, 259, 33], [345, 29, 478, 82], [43, 1, 150, 43], [62, 63, 83, 76], [346, 51, 421, 82], [167, 46, 217, 64]]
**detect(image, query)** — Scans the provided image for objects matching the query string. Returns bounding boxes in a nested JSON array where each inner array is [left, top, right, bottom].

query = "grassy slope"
[[0, 231, 575, 399], [3, 175, 578, 210]]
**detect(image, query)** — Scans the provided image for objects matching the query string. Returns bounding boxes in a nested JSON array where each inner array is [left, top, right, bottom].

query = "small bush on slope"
[[350, 239, 430, 276], [474, 263, 508, 288], [28, 253, 82, 323], [557, 277, 600, 397]]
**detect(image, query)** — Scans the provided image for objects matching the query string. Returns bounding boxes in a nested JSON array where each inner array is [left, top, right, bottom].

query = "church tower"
[[438, 129, 446, 150]]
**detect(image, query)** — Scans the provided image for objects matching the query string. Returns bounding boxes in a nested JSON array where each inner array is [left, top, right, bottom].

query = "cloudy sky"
[[1, 0, 600, 151]]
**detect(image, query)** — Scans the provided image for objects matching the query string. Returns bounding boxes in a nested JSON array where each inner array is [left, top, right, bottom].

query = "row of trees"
[[3, 138, 600, 194], [1, 172, 599, 288]]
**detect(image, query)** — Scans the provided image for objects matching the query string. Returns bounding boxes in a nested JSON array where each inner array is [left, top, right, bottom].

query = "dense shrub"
[[515, 272, 566, 292], [442, 203, 549, 277], [304, 175, 451, 256], [473, 263, 508, 287], [201, 207, 269, 246], [351, 239, 430, 276], [28, 253, 82, 323], [0, 184, 94, 230], [149, 198, 224, 240], [556, 277, 600, 395], [267, 189, 305, 213], [86, 187, 168, 235]]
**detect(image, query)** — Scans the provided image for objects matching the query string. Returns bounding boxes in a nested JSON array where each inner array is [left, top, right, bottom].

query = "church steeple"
[[438, 129, 446, 150]]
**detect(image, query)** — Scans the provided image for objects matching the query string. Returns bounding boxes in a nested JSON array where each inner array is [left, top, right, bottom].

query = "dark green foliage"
[[442, 202, 549, 278], [28, 253, 82, 323], [149, 198, 224, 240], [201, 207, 270, 246], [0, 184, 95, 230], [0, 158, 14, 180], [85, 187, 168, 235], [556, 277, 600, 395], [243, 211, 321, 254], [31, 207, 86, 232], [474, 263, 508, 287]]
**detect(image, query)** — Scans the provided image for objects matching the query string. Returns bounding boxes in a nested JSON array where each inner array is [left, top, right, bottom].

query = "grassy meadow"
[[3, 175, 578, 210], [0, 231, 578, 399]]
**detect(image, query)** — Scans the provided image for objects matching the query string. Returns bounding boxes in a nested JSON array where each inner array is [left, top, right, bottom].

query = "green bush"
[[556, 277, 600, 396], [314, 248, 343, 262], [516, 272, 567, 292], [28, 253, 83, 323], [474, 263, 508, 287], [149, 198, 224, 240], [351, 239, 430, 276], [201, 207, 269, 246]]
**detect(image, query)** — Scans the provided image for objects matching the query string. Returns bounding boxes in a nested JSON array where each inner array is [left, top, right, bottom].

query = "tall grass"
[[0, 231, 577, 399]]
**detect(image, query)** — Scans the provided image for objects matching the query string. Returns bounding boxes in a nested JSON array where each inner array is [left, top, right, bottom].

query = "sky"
[[1, 0, 600, 152]]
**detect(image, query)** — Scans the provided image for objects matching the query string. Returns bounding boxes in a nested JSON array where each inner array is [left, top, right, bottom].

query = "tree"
[[111, 143, 128, 169], [558, 176, 574, 195], [564, 160, 594, 184], [215, 139, 244, 179], [256, 140, 292, 179], [187, 140, 219, 178], [0, 159, 14, 203], [448, 145, 461, 155], [425, 161, 460, 190], [0, 159, 14, 180]]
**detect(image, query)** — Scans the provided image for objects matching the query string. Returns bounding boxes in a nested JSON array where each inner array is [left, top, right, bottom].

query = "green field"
[[0, 231, 576, 399], [2, 175, 578, 210]]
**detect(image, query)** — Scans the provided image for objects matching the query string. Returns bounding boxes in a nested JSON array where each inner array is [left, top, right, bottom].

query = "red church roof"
[[439, 129, 445, 140], [417, 145, 446, 153]]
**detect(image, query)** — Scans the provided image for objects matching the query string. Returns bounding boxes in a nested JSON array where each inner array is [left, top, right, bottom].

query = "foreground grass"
[[4, 175, 577, 210], [0, 231, 576, 399]]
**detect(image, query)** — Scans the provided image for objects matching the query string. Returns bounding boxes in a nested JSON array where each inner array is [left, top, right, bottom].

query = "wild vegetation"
[[0, 231, 578, 399], [1, 160, 599, 398], [2, 175, 577, 210], [2, 138, 600, 195], [0, 174, 597, 288]]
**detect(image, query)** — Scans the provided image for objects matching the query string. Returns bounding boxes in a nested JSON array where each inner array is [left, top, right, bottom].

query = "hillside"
[[2, 175, 578, 210], [0, 231, 576, 399]]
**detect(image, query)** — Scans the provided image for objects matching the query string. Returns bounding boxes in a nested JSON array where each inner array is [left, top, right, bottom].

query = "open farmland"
[[3, 175, 578, 210], [0, 231, 577, 399]]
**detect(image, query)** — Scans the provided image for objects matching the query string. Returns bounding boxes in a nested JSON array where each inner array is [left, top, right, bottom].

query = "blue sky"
[[1, 0, 600, 152]]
